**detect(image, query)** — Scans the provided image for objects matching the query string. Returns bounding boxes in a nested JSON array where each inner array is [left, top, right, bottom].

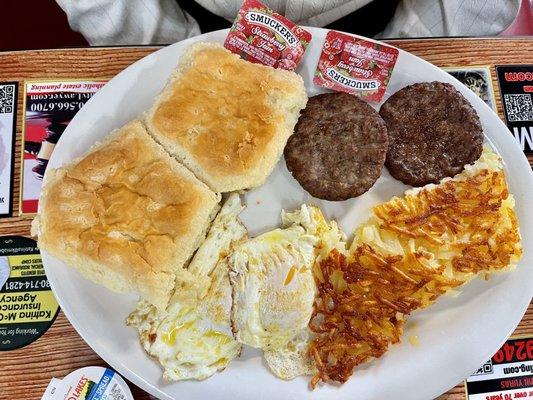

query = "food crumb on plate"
[[409, 335, 420, 347]]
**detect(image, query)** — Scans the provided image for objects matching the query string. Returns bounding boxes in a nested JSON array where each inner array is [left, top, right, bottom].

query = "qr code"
[[0, 84, 14, 114], [504, 94, 533, 122]]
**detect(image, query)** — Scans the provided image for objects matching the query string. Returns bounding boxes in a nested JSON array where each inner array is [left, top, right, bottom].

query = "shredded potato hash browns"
[[309, 167, 522, 387]]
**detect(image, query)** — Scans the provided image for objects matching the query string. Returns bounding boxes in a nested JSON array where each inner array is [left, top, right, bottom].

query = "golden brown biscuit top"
[[150, 46, 296, 178], [39, 121, 213, 285]]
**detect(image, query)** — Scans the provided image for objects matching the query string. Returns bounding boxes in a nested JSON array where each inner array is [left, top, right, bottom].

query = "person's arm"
[[55, 0, 200, 45], [194, 0, 375, 27], [379, 0, 520, 38]]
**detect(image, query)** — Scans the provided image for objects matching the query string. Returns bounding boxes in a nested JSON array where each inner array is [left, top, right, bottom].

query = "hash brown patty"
[[379, 81, 483, 186], [284, 93, 388, 201]]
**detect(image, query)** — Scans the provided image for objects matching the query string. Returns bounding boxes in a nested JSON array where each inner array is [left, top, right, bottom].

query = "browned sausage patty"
[[284, 93, 388, 201], [379, 81, 483, 187]]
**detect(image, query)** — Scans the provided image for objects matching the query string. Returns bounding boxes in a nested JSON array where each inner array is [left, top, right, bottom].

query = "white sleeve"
[[55, 0, 201, 46], [195, 0, 374, 27], [378, 0, 519, 38]]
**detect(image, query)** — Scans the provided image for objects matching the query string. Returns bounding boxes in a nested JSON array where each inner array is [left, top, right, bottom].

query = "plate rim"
[[41, 27, 533, 400]]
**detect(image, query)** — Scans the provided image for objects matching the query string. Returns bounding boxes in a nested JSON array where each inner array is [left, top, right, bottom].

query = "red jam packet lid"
[[314, 30, 399, 102], [224, 0, 312, 71]]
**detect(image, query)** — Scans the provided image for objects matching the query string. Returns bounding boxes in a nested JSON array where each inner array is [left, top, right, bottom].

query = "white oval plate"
[[42, 28, 533, 400]]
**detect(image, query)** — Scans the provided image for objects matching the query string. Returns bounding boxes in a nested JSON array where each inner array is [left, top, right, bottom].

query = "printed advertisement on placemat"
[[444, 67, 496, 111], [0, 82, 18, 218], [496, 66, 533, 155], [0, 236, 59, 351], [21, 80, 106, 214], [465, 335, 533, 400]]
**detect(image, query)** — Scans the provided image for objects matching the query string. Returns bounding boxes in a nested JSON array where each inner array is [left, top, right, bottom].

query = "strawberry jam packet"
[[224, 0, 312, 71], [314, 30, 399, 102]]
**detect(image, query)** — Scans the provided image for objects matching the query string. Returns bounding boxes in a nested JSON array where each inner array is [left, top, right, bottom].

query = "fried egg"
[[229, 225, 317, 350], [127, 193, 247, 381], [229, 204, 344, 353], [261, 205, 345, 379]]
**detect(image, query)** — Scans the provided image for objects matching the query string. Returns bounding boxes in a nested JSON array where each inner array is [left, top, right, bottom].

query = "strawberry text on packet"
[[314, 30, 399, 102], [224, 0, 312, 71]]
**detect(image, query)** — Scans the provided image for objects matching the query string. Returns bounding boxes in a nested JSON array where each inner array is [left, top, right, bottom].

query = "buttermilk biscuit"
[[144, 42, 308, 192], [32, 121, 220, 310]]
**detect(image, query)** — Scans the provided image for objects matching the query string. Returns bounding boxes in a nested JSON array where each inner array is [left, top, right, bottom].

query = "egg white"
[[127, 193, 246, 381], [263, 329, 317, 380]]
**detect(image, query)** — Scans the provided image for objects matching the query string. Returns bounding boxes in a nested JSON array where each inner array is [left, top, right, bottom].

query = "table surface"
[[0, 37, 531, 400]]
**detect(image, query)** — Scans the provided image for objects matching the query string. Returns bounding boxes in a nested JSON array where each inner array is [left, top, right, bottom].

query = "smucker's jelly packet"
[[224, 0, 312, 71], [314, 30, 399, 102]]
